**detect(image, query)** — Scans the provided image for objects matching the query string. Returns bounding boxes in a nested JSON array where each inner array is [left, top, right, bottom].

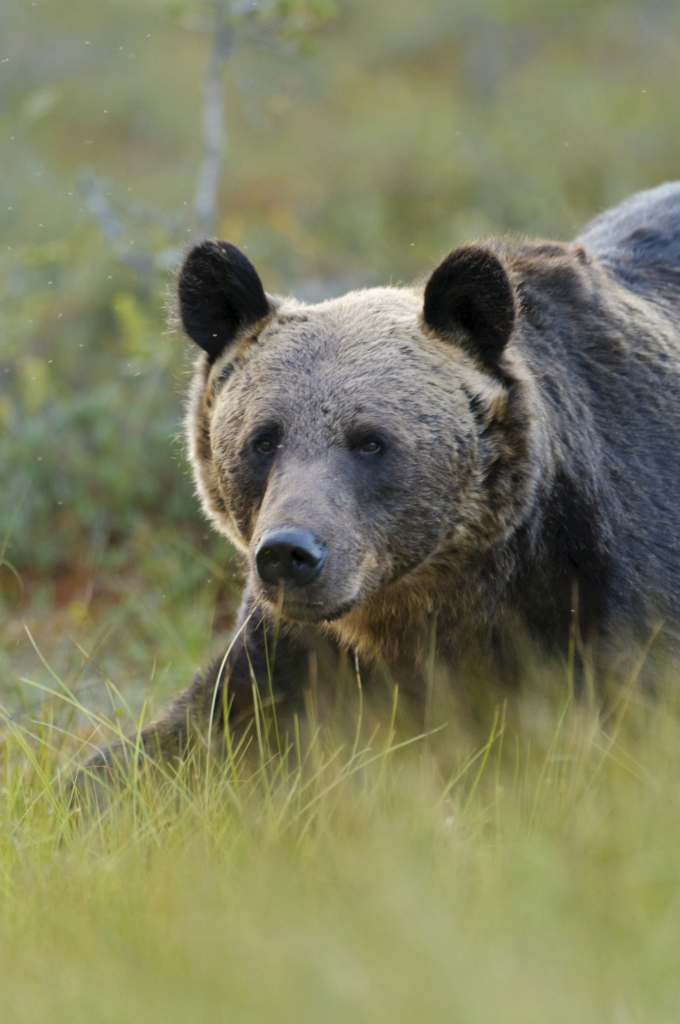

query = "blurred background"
[[2, 0, 680, 732]]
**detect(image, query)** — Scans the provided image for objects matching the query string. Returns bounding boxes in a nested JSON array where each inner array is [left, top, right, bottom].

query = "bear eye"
[[254, 436, 276, 455], [357, 439, 382, 455]]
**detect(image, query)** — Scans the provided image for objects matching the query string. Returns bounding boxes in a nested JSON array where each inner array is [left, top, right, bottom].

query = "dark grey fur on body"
[[83, 183, 680, 775]]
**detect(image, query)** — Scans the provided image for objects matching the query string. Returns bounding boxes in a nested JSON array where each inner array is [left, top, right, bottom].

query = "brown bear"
[[84, 182, 680, 769]]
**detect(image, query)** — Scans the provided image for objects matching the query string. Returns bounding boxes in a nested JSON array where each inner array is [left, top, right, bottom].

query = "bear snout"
[[255, 528, 328, 588]]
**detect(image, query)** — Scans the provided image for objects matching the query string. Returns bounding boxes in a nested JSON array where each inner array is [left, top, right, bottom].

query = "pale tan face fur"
[[186, 285, 541, 658]]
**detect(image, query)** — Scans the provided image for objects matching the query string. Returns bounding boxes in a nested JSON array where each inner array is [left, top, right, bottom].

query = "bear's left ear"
[[423, 245, 516, 371], [178, 241, 272, 362]]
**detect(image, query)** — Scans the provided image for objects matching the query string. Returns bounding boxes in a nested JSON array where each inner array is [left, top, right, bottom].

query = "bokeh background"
[[2, 0, 680, 727]]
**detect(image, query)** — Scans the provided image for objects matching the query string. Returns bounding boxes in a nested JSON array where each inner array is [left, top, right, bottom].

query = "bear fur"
[[84, 182, 680, 771]]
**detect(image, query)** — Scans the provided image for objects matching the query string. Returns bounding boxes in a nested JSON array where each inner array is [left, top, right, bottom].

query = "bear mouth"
[[267, 594, 360, 624]]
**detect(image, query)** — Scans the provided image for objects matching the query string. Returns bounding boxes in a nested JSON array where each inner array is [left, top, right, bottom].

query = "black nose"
[[255, 529, 327, 588]]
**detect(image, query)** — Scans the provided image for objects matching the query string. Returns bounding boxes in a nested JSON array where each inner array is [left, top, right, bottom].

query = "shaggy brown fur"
[[82, 183, 680, 775]]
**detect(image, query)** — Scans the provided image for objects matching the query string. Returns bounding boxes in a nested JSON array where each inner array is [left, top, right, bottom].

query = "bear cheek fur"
[[209, 404, 268, 546], [184, 353, 245, 550], [351, 397, 479, 576]]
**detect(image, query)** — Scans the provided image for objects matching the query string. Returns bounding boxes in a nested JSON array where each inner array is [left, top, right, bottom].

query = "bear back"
[[577, 181, 680, 298]]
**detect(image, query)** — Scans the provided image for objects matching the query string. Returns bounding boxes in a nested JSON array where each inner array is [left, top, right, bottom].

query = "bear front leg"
[[73, 590, 335, 785]]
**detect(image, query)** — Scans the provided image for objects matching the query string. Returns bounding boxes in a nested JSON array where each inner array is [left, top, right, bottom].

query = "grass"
[[2, 612, 680, 1023]]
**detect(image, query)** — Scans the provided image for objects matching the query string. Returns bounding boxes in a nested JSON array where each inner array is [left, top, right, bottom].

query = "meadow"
[[3, 0, 680, 1019], [3, 647, 680, 1022]]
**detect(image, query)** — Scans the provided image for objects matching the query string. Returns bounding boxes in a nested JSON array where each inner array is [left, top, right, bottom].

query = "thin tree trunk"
[[194, 22, 234, 240]]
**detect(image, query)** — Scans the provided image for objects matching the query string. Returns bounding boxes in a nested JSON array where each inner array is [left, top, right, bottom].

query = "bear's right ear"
[[178, 241, 272, 361], [423, 245, 515, 372]]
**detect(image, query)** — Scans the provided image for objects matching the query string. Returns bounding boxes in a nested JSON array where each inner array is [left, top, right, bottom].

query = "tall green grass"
[[2, 636, 680, 1023]]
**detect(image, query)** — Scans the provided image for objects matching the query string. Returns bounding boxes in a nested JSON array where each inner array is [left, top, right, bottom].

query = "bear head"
[[179, 241, 542, 628]]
